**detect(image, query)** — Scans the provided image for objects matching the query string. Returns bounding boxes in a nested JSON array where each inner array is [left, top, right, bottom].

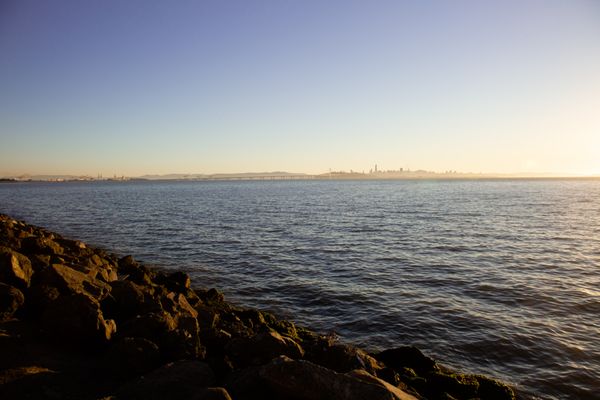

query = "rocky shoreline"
[[0, 214, 516, 400]]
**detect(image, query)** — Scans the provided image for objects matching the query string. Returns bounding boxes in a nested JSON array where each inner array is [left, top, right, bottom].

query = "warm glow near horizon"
[[1, 1, 599, 177]]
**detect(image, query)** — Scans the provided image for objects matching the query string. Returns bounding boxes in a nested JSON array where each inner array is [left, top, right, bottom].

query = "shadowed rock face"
[[0, 213, 516, 400], [116, 360, 217, 399], [0, 283, 24, 321], [257, 356, 419, 400]]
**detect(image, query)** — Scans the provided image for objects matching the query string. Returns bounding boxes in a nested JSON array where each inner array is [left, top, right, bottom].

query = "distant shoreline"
[[1, 175, 600, 183]]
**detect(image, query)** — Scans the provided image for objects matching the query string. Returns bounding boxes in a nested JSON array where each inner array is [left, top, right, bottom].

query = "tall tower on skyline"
[[374, 164, 378, 173]]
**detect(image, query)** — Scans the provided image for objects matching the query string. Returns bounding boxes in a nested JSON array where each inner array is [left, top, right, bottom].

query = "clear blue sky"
[[1, 0, 599, 176]]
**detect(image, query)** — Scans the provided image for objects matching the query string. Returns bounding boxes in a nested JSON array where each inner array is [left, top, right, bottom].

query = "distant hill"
[[139, 172, 307, 180]]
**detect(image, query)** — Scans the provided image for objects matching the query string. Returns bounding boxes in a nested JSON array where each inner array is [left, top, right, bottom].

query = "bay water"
[[1, 179, 599, 399]]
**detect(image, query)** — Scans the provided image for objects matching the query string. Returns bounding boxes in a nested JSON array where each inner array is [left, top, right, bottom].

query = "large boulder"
[[308, 343, 382, 375], [55, 237, 90, 257], [41, 292, 117, 345], [348, 369, 420, 400], [104, 337, 161, 378], [226, 331, 304, 367], [29, 254, 51, 273], [67, 257, 118, 283], [154, 270, 191, 293], [43, 263, 112, 300], [0, 247, 33, 288], [257, 356, 418, 400], [195, 288, 225, 305], [161, 291, 198, 320], [118, 255, 154, 285], [426, 371, 479, 399], [164, 315, 205, 360], [118, 311, 205, 360], [20, 236, 64, 256], [475, 375, 516, 400], [118, 311, 177, 344], [103, 280, 161, 322], [375, 346, 438, 376], [0, 283, 25, 321], [116, 360, 217, 400], [25, 283, 61, 316], [195, 303, 220, 330]]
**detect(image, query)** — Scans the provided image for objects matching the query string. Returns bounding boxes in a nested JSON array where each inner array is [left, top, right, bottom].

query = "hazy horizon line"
[[2, 169, 599, 180]]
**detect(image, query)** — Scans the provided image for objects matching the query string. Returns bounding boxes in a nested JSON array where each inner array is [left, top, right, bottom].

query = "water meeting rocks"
[[0, 213, 516, 399]]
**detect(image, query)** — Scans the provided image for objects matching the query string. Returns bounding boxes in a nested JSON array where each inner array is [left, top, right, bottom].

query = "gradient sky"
[[1, 0, 599, 176]]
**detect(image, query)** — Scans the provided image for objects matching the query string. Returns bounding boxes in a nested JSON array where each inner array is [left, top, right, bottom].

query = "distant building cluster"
[[2, 174, 132, 182]]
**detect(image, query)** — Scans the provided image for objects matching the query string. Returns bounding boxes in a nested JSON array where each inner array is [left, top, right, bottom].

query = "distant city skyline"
[[1, 1, 599, 177]]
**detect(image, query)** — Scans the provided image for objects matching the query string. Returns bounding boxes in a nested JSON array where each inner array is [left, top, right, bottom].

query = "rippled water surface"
[[1, 179, 599, 399]]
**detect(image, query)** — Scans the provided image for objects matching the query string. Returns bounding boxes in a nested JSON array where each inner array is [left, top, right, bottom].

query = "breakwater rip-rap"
[[0, 213, 515, 399], [1, 179, 599, 398]]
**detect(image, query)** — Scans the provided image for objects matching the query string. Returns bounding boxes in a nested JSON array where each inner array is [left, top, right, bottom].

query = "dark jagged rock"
[[161, 290, 198, 320], [103, 280, 161, 322], [348, 369, 421, 400], [24, 283, 61, 316], [223, 365, 269, 399], [226, 330, 305, 367], [0, 247, 34, 289], [28, 253, 51, 273], [375, 346, 439, 376], [163, 314, 205, 360], [196, 303, 220, 330], [155, 270, 191, 293], [118, 255, 154, 285], [118, 309, 205, 361], [21, 235, 64, 256], [426, 371, 480, 399], [307, 342, 382, 375], [476, 375, 517, 400], [41, 292, 117, 345], [116, 360, 218, 400], [0, 283, 25, 321], [119, 311, 177, 345], [104, 337, 161, 378], [196, 287, 225, 304], [257, 356, 418, 400], [41, 263, 112, 300], [68, 255, 118, 283]]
